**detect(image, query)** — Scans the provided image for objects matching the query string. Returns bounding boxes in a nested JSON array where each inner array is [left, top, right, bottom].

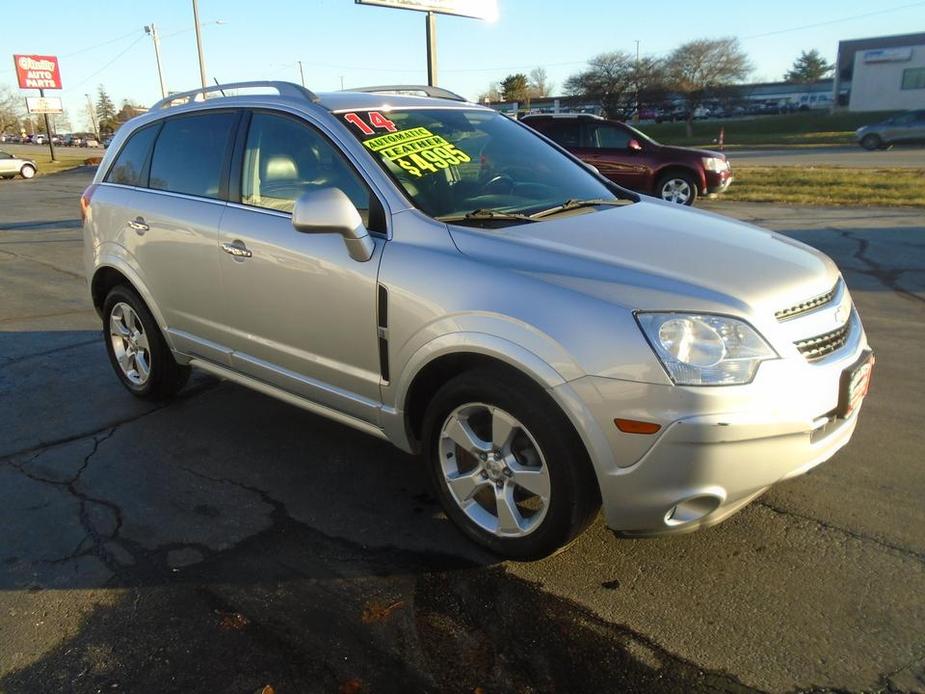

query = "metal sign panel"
[[13, 54, 62, 89], [863, 47, 913, 64], [25, 96, 64, 114], [355, 0, 497, 20]]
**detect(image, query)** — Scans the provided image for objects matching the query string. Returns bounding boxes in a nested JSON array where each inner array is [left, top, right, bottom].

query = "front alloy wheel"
[[659, 176, 695, 205], [439, 403, 551, 538]]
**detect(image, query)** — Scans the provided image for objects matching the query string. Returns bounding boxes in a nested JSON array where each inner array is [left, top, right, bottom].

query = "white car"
[[0, 150, 37, 179]]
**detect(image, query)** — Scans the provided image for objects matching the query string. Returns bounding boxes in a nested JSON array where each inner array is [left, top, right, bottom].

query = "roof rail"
[[344, 84, 467, 102], [151, 81, 319, 110]]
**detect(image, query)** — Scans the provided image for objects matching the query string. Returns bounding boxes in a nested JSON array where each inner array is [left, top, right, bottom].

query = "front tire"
[[20, 164, 36, 179], [657, 172, 697, 205], [102, 285, 190, 399], [422, 368, 600, 560]]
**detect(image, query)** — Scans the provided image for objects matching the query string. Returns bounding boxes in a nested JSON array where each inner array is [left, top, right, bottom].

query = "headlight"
[[636, 313, 777, 385], [701, 157, 728, 172]]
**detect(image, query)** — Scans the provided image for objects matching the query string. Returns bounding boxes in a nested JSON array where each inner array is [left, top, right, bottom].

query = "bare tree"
[[0, 86, 25, 134], [529, 67, 553, 98], [664, 37, 751, 135], [564, 51, 635, 118], [477, 82, 501, 103]]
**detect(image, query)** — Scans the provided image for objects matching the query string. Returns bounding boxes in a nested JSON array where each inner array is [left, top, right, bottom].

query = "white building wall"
[[849, 44, 925, 111]]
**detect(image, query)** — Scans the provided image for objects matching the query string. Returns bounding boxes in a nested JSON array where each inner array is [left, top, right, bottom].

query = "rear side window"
[[106, 124, 159, 186], [149, 112, 237, 199]]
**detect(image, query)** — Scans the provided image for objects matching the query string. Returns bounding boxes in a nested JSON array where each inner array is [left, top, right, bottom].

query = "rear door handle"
[[127, 217, 149, 234], [221, 240, 252, 258]]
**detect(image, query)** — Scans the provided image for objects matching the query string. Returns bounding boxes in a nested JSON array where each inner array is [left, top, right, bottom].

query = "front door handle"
[[127, 216, 149, 234], [221, 240, 252, 258]]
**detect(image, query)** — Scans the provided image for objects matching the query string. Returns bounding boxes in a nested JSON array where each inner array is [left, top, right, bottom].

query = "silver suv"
[[83, 82, 873, 559]]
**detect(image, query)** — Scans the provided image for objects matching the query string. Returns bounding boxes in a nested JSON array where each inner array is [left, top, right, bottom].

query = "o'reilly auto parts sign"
[[13, 55, 62, 90]]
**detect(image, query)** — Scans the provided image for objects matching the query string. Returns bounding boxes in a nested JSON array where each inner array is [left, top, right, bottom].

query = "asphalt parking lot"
[[1, 170, 923, 693]]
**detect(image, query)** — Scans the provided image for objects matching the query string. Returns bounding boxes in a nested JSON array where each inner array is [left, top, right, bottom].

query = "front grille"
[[775, 281, 839, 322], [795, 322, 851, 361]]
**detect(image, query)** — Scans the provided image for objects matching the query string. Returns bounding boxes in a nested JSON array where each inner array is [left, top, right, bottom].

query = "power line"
[[742, 1, 925, 40], [71, 35, 146, 89]]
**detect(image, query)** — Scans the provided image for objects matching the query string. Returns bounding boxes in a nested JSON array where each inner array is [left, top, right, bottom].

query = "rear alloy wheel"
[[20, 164, 35, 179], [103, 285, 190, 399], [860, 134, 883, 151], [657, 173, 697, 205], [423, 368, 600, 560]]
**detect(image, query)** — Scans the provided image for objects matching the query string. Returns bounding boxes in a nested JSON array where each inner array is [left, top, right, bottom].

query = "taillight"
[[80, 183, 99, 224]]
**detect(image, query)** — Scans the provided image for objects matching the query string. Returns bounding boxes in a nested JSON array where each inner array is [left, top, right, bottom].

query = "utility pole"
[[38, 88, 56, 161], [145, 23, 168, 98], [425, 11, 437, 87], [192, 0, 208, 89], [85, 93, 99, 141], [297, 60, 305, 87], [339, 75, 344, 90], [634, 39, 640, 123]]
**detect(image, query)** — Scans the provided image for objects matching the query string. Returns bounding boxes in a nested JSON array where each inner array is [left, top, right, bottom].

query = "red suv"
[[521, 114, 732, 206]]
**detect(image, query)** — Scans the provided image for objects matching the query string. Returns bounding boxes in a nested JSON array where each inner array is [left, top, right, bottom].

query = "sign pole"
[[39, 88, 56, 162], [426, 11, 437, 87]]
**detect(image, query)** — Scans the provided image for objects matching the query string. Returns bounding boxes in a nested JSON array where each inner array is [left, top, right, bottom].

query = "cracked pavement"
[[0, 171, 923, 693]]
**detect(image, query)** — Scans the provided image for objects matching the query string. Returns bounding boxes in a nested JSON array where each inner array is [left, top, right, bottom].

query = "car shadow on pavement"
[[0, 329, 756, 693]]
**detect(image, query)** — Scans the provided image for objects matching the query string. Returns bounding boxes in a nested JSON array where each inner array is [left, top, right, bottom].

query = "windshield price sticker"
[[362, 126, 471, 178]]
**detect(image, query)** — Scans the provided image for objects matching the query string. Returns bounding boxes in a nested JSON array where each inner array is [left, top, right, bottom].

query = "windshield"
[[338, 107, 625, 220]]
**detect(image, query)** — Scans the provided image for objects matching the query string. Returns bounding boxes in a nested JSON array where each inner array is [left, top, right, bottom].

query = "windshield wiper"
[[528, 198, 631, 219], [437, 208, 539, 224]]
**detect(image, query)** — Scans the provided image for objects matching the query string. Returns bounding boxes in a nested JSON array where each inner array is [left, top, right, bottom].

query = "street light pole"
[[425, 11, 437, 87], [192, 0, 208, 89], [145, 23, 168, 98]]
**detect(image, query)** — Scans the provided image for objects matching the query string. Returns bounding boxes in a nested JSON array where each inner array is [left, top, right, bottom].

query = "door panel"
[[575, 123, 649, 189], [218, 206, 383, 420], [218, 110, 385, 422], [97, 185, 230, 364]]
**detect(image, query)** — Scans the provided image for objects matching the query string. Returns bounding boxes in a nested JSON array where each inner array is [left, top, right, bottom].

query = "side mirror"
[[291, 188, 375, 262], [628, 138, 643, 152]]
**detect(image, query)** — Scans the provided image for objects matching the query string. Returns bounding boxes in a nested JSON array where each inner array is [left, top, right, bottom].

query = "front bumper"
[[705, 169, 733, 196], [555, 331, 870, 536]]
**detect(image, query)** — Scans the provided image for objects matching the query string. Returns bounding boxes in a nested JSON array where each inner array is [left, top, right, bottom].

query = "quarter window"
[[106, 124, 159, 186], [149, 112, 237, 199], [901, 68, 925, 90], [241, 112, 371, 219]]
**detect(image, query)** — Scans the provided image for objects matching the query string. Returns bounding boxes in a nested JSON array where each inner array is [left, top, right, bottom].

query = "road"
[[727, 145, 925, 168], [1, 170, 923, 693]]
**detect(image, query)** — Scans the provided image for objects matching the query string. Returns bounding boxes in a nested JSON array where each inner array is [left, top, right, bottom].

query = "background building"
[[834, 32, 925, 111]]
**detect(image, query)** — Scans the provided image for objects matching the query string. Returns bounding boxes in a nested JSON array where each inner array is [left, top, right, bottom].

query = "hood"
[[447, 199, 839, 320], [655, 143, 726, 161]]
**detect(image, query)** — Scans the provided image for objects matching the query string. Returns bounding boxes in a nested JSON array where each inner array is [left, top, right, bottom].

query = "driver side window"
[[586, 124, 631, 149], [242, 112, 371, 222]]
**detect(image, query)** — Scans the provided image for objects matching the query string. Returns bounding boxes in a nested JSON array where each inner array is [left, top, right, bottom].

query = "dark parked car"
[[856, 110, 925, 150], [521, 114, 732, 206]]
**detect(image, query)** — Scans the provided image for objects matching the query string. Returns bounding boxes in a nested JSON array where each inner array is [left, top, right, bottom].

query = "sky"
[[1, 0, 924, 131]]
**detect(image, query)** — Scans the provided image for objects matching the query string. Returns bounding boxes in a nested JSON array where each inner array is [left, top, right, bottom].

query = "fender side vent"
[[377, 284, 390, 383]]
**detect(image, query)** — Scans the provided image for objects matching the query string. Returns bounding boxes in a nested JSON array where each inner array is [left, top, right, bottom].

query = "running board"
[[188, 358, 388, 442]]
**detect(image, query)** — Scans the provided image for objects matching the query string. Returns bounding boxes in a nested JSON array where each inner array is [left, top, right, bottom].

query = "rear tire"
[[656, 171, 698, 205], [422, 367, 600, 560], [102, 285, 190, 400], [860, 134, 883, 151], [19, 164, 35, 179]]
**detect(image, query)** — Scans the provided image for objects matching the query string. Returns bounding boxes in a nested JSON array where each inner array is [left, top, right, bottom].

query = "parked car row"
[[0, 133, 104, 147]]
